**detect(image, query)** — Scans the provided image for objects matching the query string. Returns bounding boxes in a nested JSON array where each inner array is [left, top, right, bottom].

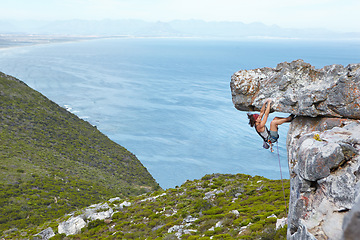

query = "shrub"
[[50, 233, 66, 239], [193, 199, 212, 212], [249, 221, 265, 232], [213, 233, 233, 239], [88, 219, 106, 229], [203, 207, 224, 215]]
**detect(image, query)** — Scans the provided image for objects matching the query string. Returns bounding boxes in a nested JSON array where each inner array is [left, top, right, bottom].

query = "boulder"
[[33, 227, 55, 240], [58, 216, 86, 236], [83, 202, 113, 221], [54, 197, 130, 237], [276, 217, 287, 230], [167, 215, 198, 239], [119, 200, 131, 208], [230, 59, 360, 119]]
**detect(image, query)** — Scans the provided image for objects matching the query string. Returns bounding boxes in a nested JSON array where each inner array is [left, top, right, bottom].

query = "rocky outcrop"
[[58, 216, 87, 236], [32, 227, 55, 240], [35, 197, 132, 237], [287, 118, 359, 240], [230, 59, 360, 119], [167, 215, 198, 239], [230, 60, 360, 240]]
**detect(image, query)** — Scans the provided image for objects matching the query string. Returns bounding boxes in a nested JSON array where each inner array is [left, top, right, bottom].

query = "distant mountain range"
[[1, 19, 359, 40]]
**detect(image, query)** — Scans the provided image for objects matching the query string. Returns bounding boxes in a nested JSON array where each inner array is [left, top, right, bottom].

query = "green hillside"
[[0, 72, 160, 233], [8, 173, 289, 239]]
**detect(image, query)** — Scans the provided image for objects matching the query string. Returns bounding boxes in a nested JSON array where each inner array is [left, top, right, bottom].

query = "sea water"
[[0, 38, 359, 189]]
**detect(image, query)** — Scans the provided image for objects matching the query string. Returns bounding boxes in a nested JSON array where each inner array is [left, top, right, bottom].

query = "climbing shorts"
[[269, 130, 279, 143]]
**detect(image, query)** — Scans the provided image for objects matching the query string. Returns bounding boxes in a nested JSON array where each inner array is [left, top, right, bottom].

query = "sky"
[[1, 0, 360, 32]]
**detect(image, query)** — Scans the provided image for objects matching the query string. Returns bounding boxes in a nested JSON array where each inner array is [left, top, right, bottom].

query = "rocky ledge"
[[230, 59, 360, 119], [230, 60, 360, 240]]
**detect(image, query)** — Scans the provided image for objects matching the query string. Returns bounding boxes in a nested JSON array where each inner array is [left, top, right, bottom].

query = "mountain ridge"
[[1, 19, 359, 40]]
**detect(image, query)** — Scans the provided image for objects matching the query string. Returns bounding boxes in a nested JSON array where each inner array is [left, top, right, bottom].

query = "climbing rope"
[[276, 141, 288, 214]]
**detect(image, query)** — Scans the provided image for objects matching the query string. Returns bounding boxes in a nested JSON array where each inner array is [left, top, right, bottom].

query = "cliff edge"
[[230, 60, 360, 240]]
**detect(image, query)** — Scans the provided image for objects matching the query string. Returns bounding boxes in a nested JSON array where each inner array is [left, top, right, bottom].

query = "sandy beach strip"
[[0, 34, 128, 49]]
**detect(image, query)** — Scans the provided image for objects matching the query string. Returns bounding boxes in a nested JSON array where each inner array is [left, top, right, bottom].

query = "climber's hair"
[[247, 113, 257, 127]]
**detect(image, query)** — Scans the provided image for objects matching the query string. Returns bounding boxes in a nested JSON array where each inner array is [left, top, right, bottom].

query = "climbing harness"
[[269, 140, 274, 153], [276, 141, 288, 214]]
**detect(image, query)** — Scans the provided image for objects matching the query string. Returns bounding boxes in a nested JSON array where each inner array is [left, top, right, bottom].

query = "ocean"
[[0, 38, 359, 189]]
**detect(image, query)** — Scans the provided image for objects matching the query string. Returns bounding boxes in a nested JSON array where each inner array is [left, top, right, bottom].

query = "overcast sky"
[[1, 0, 359, 32]]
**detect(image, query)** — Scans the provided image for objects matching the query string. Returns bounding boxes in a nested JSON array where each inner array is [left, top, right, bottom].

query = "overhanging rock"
[[230, 59, 360, 119]]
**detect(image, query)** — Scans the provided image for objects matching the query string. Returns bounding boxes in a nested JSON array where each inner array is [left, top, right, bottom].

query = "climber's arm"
[[258, 100, 268, 120], [257, 99, 272, 131]]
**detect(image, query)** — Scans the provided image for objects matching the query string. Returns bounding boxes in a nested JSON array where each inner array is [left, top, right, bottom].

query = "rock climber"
[[247, 99, 295, 151]]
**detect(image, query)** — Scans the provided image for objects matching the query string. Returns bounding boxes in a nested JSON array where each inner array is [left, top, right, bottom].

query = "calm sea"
[[0, 38, 359, 189]]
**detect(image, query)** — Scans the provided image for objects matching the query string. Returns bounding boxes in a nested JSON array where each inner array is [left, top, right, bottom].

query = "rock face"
[[230, 59, 360, 119], [287, 118, 359, 240], [230, 60, 360, 240], [342, 198, 360, 240]]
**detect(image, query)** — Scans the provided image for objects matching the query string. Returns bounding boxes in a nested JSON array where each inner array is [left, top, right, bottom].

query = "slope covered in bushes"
[[16, 173, 289, 239], [0, 72, 160, 233]]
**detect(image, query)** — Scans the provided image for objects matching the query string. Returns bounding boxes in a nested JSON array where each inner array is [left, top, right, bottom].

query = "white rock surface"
[[58, 216, 86, 236], [276, 217, 287, 230], [84, 202, 113, 221], [33, 227, 55, 240]]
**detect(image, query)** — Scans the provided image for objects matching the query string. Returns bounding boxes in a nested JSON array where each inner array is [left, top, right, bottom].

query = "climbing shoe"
[[289, 114, 296, 122]]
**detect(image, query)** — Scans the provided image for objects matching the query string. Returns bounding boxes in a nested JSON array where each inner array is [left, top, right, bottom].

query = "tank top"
[[255, 126, 270, 142]]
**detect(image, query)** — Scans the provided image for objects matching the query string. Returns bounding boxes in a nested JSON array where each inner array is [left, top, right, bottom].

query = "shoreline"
[[0, 34, 132, 49], [1, 34, 359, 50], [0, 34, 203, 50]]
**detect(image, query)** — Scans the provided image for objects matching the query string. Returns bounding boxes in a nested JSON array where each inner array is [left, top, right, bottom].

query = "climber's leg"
[[269, 115, 294, 131]]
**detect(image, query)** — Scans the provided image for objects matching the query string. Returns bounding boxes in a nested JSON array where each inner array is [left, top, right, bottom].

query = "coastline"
[[0, 34, 130, 49], [2, 34, 359, 51], [0, 34, 203, 50]]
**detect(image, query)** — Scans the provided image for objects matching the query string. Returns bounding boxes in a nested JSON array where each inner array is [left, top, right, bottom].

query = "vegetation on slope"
[[0, 72, 160, 234], [13, 173, 289, 239]]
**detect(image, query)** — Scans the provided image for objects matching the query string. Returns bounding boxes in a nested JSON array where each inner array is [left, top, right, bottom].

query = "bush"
[[88, 219, 106, 229], [213, 233, 233, 239], [203, 207, 224, 215], [249, 221, 265, 232], [193, 199, 212, 212], [50, 233, 66, 239]]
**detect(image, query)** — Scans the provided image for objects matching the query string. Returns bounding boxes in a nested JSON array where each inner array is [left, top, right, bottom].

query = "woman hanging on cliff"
[[247, 99, 295, 151]]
